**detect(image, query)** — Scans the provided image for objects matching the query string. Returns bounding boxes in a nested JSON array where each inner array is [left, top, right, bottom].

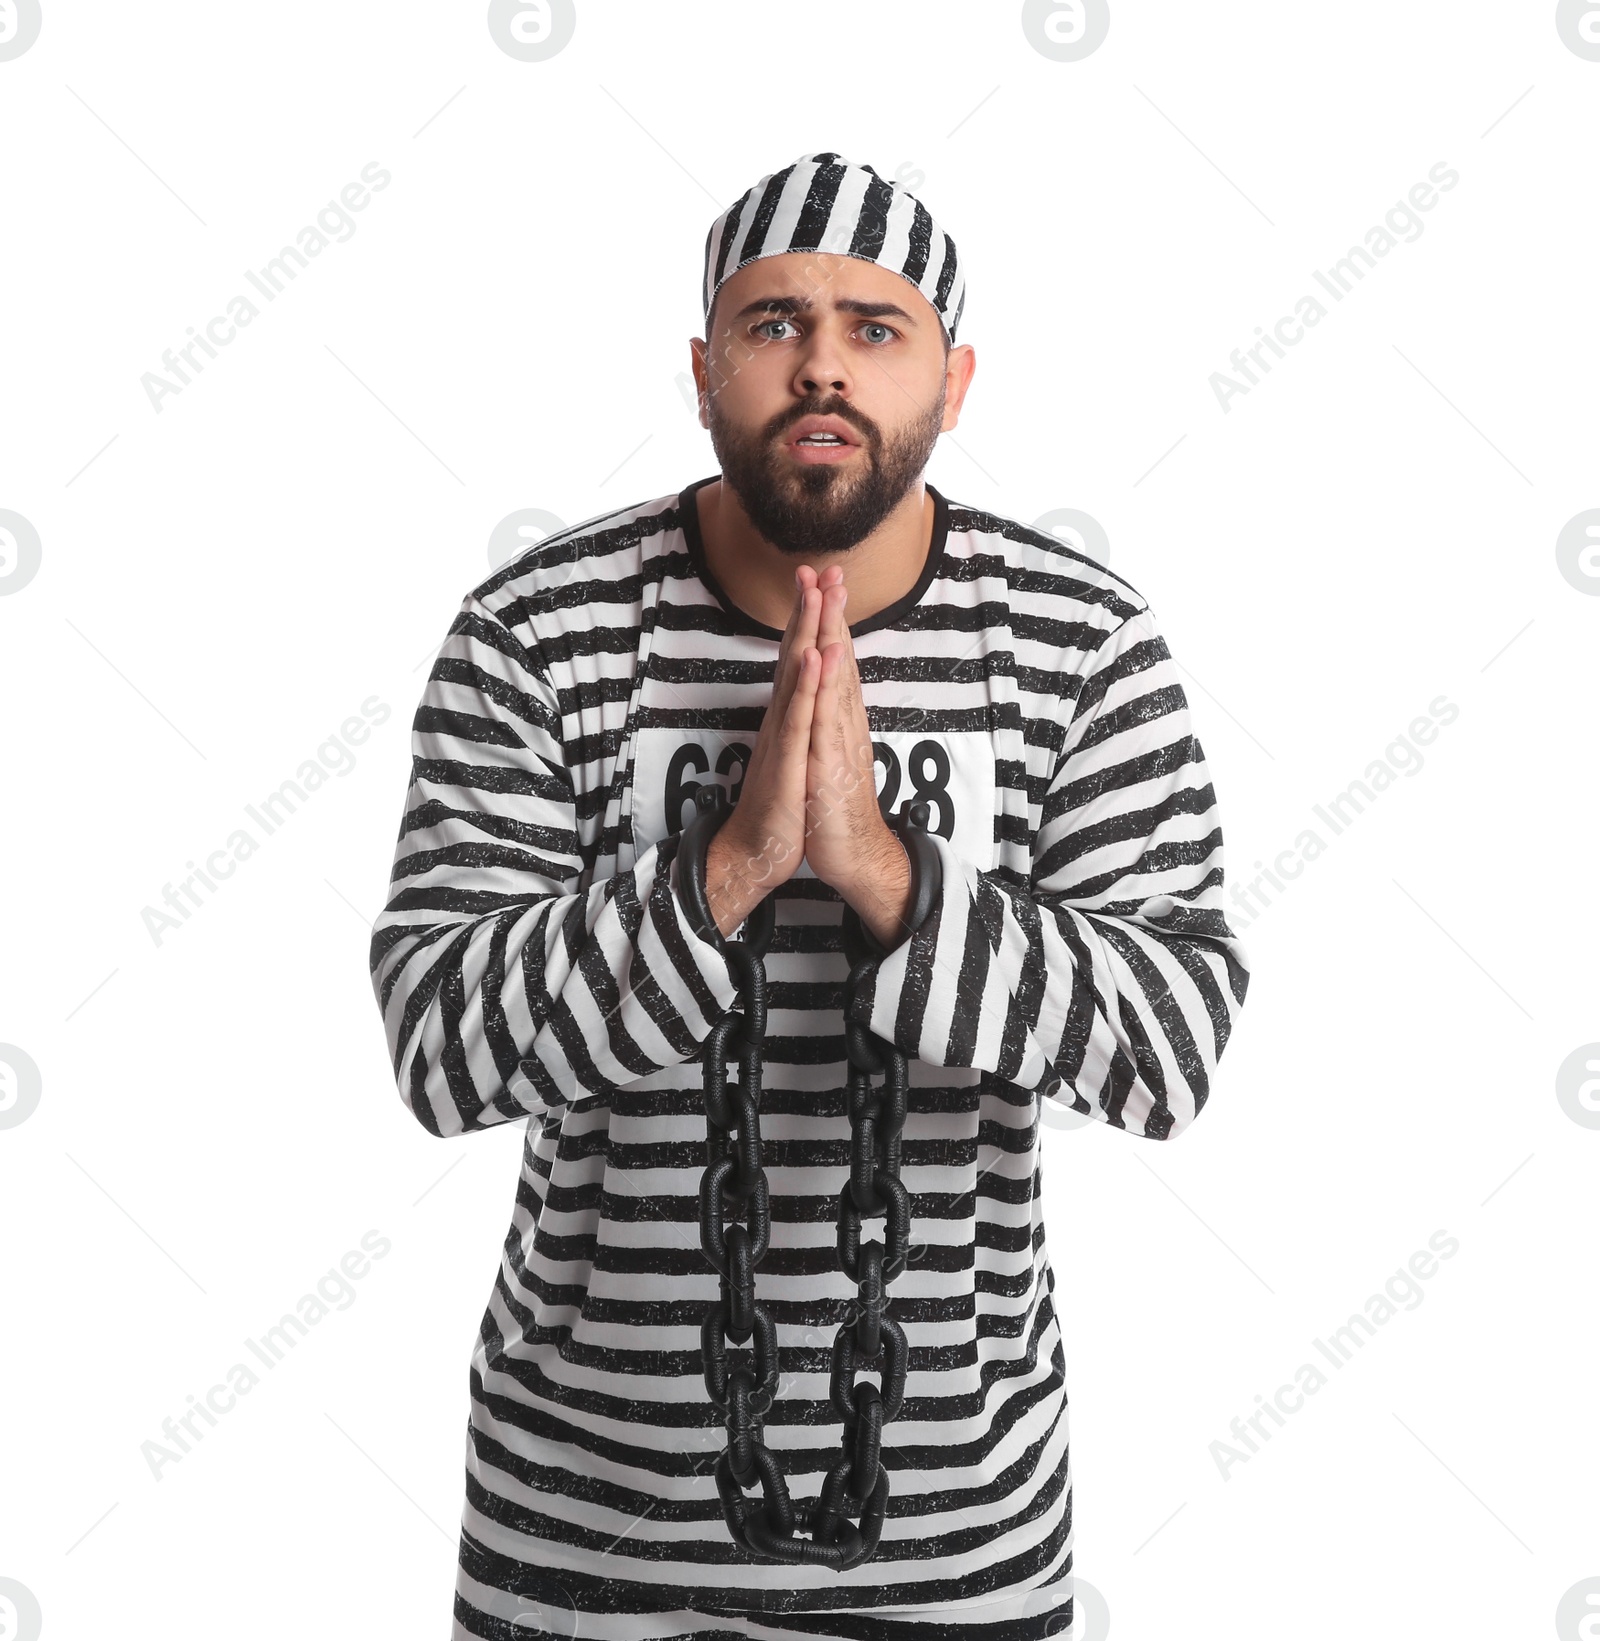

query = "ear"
[[689, 337, 710, 428], [940, 343, 977, 432]]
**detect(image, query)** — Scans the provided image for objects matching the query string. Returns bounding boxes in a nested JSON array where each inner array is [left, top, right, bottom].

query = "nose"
[[792, 320, 850, 399]]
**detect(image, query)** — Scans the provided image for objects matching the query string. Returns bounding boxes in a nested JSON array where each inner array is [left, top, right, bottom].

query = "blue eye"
[[751, 319, 899, 344]]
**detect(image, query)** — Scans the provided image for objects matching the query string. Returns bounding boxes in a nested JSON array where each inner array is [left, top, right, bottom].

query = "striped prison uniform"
[[368, 475, 1252, 1639]]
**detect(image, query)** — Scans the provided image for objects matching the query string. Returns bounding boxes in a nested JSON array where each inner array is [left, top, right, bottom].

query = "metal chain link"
[[677, 782, 941, 1570]]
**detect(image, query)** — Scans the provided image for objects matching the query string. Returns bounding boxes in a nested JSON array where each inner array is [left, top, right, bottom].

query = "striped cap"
[[702, 152, 966, 345]]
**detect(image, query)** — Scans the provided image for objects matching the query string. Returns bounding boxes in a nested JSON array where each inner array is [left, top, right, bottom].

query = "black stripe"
[[902, 197, 934, 285], [848, 172, 895, 261], [709, 185, 752, 298], [946, 880, 994, 1064], [788, 156, 846, 250], [933, 229, 960, 310]]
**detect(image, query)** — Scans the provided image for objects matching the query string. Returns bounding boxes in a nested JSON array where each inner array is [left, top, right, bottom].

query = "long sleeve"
[[368, 592, 738, 1138], [854, 602, 1250, 1140]]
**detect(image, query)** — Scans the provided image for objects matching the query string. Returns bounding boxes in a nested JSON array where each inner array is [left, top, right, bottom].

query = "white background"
[[2, 3, 1597, 1638]]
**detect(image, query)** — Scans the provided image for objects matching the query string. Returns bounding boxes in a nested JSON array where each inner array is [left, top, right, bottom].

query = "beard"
[[705, 388, 945, 556]]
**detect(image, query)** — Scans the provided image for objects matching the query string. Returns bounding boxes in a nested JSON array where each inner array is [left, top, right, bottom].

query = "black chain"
[[677, 782, 941, 1570]]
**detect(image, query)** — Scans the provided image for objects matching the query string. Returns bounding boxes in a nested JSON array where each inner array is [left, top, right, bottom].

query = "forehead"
[[713, 251, 935, 325]]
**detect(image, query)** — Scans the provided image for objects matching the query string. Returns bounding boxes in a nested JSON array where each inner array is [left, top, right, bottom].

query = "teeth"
[[798, 433, 843, 443]]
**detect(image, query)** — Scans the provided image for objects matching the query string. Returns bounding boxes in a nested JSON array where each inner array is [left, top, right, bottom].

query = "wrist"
[[839, 824, 914, 950], [704, 817, 782, 938]]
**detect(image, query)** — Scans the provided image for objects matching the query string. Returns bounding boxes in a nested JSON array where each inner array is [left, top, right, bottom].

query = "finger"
[[772, 583, 822, 716], [813, 641, 845, 745], [837, 606, 864, 701], [791, 581, 823, 675], [783, 645, 820, 755], [779, 565, 820, 646], [770, 589, 802, 712], [820, 617, 870, 777], [780, 647, 822, 838], [816, 579, 847, 655], [774, 566, 810, 667], [789, 643, 820, 706], [789, 564, 819, 646]]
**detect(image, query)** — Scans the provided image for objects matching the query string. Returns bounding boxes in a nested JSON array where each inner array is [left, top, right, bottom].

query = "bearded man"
[[369, 151, 1251, 1640]]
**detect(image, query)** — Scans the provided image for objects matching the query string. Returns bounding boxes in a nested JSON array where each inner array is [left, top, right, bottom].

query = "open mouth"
[[785, 424, 864, 463]]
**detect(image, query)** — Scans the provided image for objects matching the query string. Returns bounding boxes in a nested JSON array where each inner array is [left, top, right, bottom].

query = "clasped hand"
[[703, 565, 913, 947]]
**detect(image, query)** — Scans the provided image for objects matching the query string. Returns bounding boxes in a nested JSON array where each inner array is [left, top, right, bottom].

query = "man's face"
[[691, 252, 969, 556]]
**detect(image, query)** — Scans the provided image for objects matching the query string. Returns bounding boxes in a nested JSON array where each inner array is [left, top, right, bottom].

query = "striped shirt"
[[368, 475, 1251, 1639]]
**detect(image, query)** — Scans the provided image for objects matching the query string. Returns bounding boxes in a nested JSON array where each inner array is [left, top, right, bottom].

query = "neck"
[[695, 477, 934, 633]]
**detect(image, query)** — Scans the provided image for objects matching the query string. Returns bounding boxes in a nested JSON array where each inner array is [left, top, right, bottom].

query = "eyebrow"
[[729, 293, 920, 326]]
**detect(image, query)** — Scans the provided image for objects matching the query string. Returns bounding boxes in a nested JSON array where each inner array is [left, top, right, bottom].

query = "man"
[[370, 151, 1251, 1639]]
